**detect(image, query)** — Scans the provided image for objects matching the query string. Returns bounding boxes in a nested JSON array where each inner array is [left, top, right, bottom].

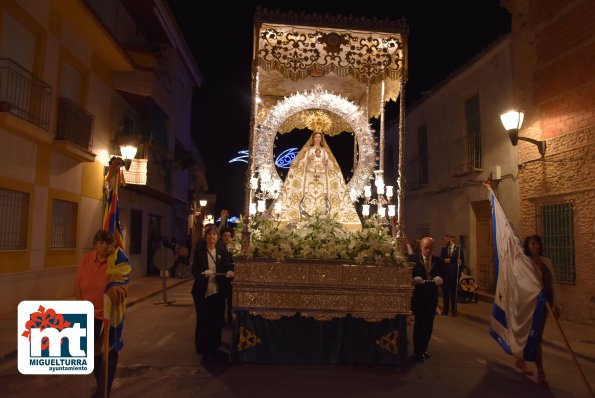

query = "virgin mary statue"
[[273, 111, 361, 231]]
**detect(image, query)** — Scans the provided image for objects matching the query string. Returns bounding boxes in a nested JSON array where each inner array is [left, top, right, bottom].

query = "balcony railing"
[[452, 134, 483, 176], [0, 58, 52, 130], [56, 97, 94, 150]]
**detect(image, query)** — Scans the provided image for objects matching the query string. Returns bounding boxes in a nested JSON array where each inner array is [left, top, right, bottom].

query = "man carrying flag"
[[486, 182, 556, 387]]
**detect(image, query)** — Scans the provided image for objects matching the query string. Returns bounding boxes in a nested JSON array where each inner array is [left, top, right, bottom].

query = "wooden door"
[[474, 200, 495, 293]]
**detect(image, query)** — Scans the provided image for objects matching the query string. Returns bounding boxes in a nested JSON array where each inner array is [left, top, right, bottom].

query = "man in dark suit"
[[408, 236, 444, 361], [440, 234, 465, 316]]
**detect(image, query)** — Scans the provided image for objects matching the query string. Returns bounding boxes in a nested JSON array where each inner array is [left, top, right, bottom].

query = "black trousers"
[[193, 292, 225, 355], [442, 274, 459, 314], [226, 286, 233, 322], [412, 292, 438, 356]]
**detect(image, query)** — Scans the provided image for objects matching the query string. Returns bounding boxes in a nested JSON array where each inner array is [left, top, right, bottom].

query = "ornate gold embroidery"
[[233, 261, 413, 321], [275, 132, 360, 229], [377, 330, 399, 354], [237, 326, 262, 352]]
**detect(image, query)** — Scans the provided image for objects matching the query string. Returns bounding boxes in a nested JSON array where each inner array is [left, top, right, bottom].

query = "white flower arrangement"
[[232, 211, 407, 267]]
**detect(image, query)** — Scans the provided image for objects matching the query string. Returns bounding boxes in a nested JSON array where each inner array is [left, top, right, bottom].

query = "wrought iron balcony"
[[56, 97, 94, 151], [452, 134, 484, 176], [0, 58, 51, 130]]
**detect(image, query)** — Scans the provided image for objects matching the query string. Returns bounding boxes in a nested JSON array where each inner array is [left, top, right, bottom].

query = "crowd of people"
[[406, 232, 556, 387], [74, 207, 557, 392]]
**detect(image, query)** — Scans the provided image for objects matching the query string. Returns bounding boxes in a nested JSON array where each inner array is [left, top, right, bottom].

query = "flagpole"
[[453, 244, 461, 314], [102, 318, 109, 398], [546, 302, 595, 397]]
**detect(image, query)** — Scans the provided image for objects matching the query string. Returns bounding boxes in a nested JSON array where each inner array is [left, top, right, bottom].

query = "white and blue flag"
[[488, 188, 548, 361]]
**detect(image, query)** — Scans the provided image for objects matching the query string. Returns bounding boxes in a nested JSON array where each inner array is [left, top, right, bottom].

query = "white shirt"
[[205, 248, 218, 297]]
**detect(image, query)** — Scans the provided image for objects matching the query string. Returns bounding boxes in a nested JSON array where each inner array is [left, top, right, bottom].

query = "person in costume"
[[273, 110, 360, 230]]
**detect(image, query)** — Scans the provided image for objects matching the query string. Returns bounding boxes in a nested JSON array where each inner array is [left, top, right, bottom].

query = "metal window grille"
[[541, 203, 575, 283], [0, 187, 29, 250], [416, 223, 430, 239], [51, 199, 77, 249], [56, 97, 94, 150]]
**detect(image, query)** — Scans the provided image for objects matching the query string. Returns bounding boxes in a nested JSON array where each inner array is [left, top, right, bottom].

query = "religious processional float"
[[229, 7, 413, 364]]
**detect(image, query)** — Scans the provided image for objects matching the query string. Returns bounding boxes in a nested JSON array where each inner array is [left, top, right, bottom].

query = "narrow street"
[[1, 281, 593, 398]]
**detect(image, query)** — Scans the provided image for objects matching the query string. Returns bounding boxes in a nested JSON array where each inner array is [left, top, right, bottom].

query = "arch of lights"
[[252, 86, 376, 201]]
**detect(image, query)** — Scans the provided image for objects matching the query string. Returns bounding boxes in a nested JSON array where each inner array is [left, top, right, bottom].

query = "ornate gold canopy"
[[253, 7, 408, 122], [247, 7, 409, 231]]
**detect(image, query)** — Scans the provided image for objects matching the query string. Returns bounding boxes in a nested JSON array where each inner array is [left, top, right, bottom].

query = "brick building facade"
[[503, 0, 595, 322]]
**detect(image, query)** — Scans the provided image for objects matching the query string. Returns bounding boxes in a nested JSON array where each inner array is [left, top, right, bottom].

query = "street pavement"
[[2, 275, 594, 367]]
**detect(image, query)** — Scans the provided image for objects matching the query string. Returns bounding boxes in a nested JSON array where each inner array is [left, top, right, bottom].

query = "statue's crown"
[[305, 110, 332, 133]]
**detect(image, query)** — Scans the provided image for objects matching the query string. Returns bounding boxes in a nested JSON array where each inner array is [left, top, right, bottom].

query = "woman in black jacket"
[[191, 225, 234, 356]]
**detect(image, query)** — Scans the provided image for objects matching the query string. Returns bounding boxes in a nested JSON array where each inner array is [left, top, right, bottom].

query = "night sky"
[[166, 0, 511, 216]]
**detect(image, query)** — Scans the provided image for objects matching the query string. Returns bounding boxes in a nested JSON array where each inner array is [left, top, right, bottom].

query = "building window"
[[0, 187, 29, 250], [416, 223, 430, 239], [51, 199, 77, 249], [60, 61, 82, 103], [417, 125, 428, 185], [130, 208, 142, 255], [464, 93, 482, 170], [540, 203, 575, 283]]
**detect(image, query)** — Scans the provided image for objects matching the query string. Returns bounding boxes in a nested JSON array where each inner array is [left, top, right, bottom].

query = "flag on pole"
[[102, 158, 131, 354], [488, 188, 548, 361], [103, 159, 125, 250]]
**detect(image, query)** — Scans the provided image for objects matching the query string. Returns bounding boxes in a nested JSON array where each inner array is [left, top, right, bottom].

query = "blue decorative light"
[[216, 216, 240, 224], [274, 148, 298, 168], [229, 148, 299, 169], [229, 150, 249, 164]]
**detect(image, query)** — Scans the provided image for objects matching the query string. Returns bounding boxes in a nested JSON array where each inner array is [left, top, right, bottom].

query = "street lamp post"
[[189, 199, 208, 249]]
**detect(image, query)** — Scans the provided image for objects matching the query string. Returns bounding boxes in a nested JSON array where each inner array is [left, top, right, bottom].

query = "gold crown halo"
[[305, 110, 332, 133]]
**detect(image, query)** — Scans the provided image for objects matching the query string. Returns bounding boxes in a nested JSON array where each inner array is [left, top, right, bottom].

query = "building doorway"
[[473, 200, 495, 294], [147, 214, 162, 276]]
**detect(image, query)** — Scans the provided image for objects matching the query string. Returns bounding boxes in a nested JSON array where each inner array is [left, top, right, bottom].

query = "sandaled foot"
[[515, 359, 534, 376]]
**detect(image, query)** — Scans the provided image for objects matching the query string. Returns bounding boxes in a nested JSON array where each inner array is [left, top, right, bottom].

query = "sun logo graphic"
[[18, 301, 94, 375]]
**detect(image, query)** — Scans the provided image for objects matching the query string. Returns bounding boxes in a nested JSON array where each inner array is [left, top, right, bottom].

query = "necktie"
[[424, 256, 430, 271]]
